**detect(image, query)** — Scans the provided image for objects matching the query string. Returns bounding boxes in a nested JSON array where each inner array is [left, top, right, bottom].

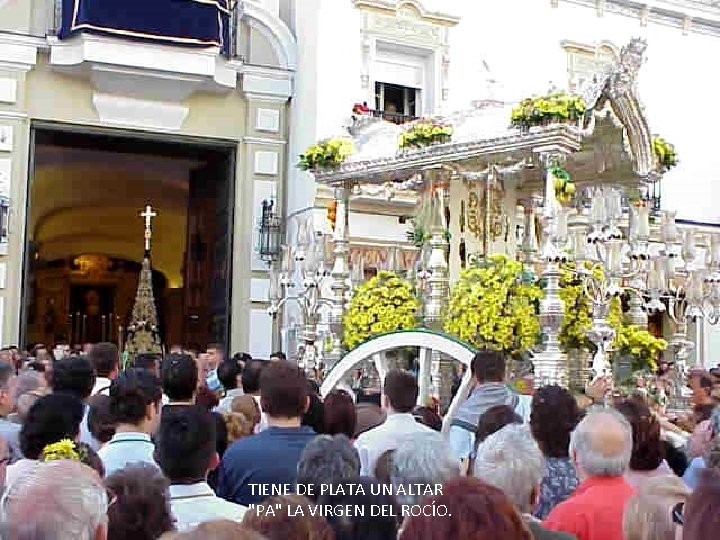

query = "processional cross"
[[140, 204, 157, 252]]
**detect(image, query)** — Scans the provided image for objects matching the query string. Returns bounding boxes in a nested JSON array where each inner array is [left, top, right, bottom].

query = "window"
[[375, 82, 420, 123]]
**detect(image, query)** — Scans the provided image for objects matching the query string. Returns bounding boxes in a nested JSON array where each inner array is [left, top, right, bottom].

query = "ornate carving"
[[601, 38, 654, 178], [367, 13, 442, 44]]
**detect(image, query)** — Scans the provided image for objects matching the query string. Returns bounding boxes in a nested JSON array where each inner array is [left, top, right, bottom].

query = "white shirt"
[[169, 482, 247, 531], [252, 395, 268, 434], [98, 432, 158, 476], [91, 377, 112, 396], [354, 412, 434, 476], [78, 405, 101, 452], [214, 388, 244, 414]]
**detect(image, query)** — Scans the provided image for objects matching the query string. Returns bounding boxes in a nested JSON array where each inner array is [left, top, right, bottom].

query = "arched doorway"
[[23, 125, 235, 351], [320, 329, 476, 434]]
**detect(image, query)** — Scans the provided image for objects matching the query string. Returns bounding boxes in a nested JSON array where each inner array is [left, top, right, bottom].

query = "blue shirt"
[[683, 456, 705, 490], [534, 457, 579, 520], [216, 426, 317, 506], [98, 432, 158, 476]]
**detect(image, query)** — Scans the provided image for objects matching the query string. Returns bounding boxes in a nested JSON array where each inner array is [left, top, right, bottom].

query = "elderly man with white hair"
[[543, 407, 636, 540], [473, 424, 576, 540], [1, 459, 109, 540], [390, 430, 460, 507]]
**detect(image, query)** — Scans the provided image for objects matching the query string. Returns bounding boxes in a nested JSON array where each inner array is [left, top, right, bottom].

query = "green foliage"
[[343, 271, 420, 350], [298, 137, 354, 171], [511, 92, 586, 129], [399, 120, 453, 149], [406, 221, 450, 248], [444, 254, 543, 354], [652, 136, 678, 172]]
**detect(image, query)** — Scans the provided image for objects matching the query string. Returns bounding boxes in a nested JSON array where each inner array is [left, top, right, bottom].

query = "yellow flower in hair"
[[41, 439, 80, 462]]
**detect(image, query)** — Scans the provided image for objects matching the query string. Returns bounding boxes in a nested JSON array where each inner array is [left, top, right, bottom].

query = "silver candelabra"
[[269, 216, 335, 378]]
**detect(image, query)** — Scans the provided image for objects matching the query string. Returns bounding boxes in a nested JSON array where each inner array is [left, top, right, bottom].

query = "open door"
[[183, 154, 233, 352]]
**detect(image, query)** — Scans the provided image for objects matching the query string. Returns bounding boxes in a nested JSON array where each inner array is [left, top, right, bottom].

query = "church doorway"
[[22, 124, 236, 353]]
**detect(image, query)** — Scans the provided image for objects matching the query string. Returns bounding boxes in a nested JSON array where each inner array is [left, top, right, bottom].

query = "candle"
[[637, 206, 650, 239], [605, 240, 623, 275], [81, 315, 87, 343], [555, 208, 569, 242], [682, 230, 697, 267], [102, 315, 107, 342], [711, 234, 720, 268], [590, 188, 605, 225], [662, 210, 679, 245]]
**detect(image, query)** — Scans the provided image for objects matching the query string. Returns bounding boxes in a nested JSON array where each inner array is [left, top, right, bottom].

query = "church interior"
[[23, 128, 234, 351]]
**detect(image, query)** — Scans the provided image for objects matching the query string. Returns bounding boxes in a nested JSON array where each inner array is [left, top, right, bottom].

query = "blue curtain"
[[60, 0, 233, 54]]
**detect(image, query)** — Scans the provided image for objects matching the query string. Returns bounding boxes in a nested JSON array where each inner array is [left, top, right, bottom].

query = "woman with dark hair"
[[105, 463, 175, 540], [616, 399, 672, 489], [87, 394, 116, 446], [324, 389, 357, 439], [412, 406, 443, 432], [464, 404, 522, 475], [399, 477, 532, 540], [529, 385, 581, 519], [7, 393, 85, 485], [98, 368, 163, 475]]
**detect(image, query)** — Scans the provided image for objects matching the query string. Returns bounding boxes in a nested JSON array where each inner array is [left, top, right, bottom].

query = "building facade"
[[0, 0, 297, 357]]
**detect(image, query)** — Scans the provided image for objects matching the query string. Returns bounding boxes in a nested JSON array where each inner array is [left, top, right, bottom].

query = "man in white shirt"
[[88, 342, 120, 396], [355, 369, 434, 476], [156, 405, 246, 530], [99, 369, 162, 475]]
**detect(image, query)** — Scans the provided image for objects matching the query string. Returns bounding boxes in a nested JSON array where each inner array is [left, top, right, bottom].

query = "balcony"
[[46, 0, 241, 57], [368, 109, 418, 125]]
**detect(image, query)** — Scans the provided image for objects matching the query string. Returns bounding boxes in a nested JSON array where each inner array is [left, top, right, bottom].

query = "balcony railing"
[[369, 110, 418, 125]]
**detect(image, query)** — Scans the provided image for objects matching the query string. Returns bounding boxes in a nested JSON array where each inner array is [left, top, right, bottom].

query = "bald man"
[[544, 408, 636, 540]]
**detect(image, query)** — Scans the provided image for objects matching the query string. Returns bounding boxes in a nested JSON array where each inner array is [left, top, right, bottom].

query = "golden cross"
[[140, 204, 157, 252]]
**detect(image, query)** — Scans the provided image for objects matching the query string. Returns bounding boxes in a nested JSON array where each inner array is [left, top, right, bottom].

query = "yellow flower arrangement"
[[41, 439, 80, 462], [652, 136, 678, 173], [444, 254, 543, 354], [398, 120, 453, 149], [343, 271, 420, 350], [298, 137, 354, 171], [550, 165, 576, 206], [616, 324, 667, 373], [511, 91, 586, 130]]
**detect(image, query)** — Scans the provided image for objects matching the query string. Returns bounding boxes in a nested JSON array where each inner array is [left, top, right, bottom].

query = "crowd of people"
[[0, 342, 718, 540]]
